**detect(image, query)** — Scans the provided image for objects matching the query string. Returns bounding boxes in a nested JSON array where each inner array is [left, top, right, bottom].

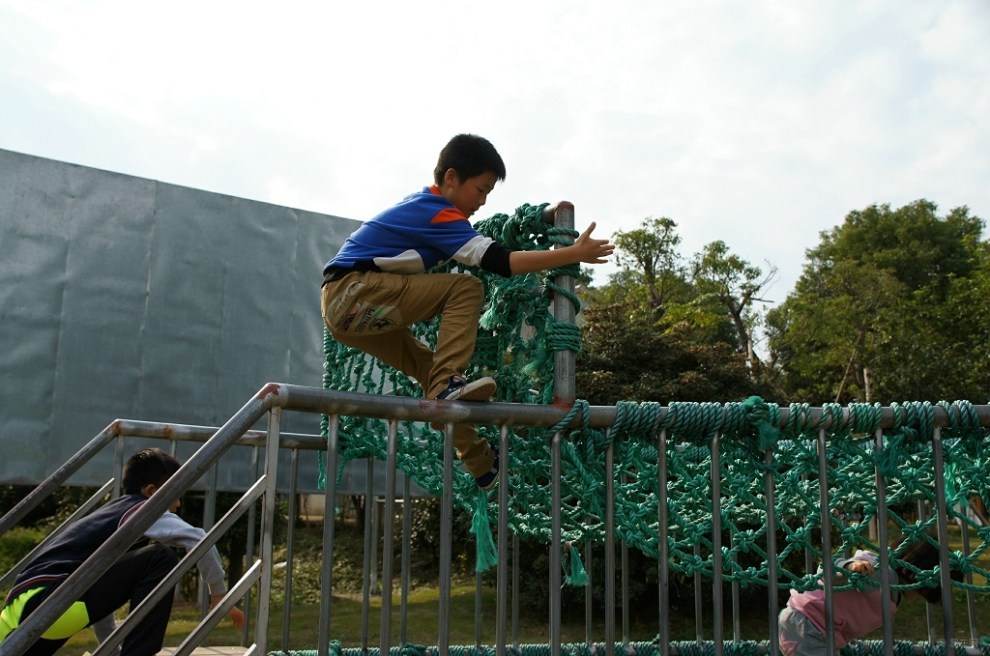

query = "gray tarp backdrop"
[[0, 148, 366, 492]]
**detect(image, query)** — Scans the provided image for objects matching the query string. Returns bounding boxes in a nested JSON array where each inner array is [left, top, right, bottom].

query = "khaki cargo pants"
[[321, 270, 495, 477]]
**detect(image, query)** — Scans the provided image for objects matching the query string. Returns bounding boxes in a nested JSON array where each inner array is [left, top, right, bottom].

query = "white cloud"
[[0, 0, 987, 303]]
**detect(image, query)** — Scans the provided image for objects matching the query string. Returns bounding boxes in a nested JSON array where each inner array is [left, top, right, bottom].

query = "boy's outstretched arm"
[[508, 222, 615, 275]]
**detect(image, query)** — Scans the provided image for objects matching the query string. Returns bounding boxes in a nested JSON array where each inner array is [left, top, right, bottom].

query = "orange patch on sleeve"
[[431, 208, 467, 224]]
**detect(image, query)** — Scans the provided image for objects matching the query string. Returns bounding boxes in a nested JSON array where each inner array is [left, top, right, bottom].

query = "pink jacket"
[[787, 550, 899, 648]]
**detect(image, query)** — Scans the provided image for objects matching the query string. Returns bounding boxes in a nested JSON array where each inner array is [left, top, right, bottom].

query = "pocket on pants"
[[325, 278, 402, 334]]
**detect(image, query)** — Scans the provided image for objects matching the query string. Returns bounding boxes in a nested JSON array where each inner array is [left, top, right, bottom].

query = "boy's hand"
[[574, 222, 615, 264], [211, 594, 247, 629], [228, 606, 246, 629]]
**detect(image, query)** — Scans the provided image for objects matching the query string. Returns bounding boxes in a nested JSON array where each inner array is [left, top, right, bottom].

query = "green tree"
[[576, 303, 758, 404], [691, 240, 777, 377], [609, 217, 686, 313], [578, 217, 776, 404], [767, 200, 988, 403]]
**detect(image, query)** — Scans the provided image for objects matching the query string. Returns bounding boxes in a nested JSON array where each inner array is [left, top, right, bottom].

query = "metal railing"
[[3, 388, 990, 656]]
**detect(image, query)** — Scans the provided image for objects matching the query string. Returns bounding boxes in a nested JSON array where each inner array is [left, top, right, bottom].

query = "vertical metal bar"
[[379, 420, 399, 656], [730, 533, 740, 642], [658, 429, 670, 656], [400, 473, 412, 646], [710, 432, 724, 656], [361, 458, 375, 653], [918, 500, 936, 642], [873, 428, 895, 656], [242, 444, 260, 646], [370, 499, 380, 600], [585, 540, 594, 647], [816, 427, 836, 656], [497, 425, 510, 656], [112, 437, 125, 498], [438, 425, 455, 656], [931, 426, 955, 652], [255, 407, 282, 652], [621, 472, 630, 647], [475, 566, 484, 649], [550, 430, 563, 656], [512, 532, 521, 649], [201, 462, 219, 617], [318, 417, 340, 656], [605, 435, 616, 656], [546, 202, 576, 406], [693, 542, 703, 644], [281, 448, 299, 651], [764, 448, 779, 656], [960, 506, 979, 646]]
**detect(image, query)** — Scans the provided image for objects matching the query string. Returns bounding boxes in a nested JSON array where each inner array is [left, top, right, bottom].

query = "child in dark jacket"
[[0, 448, 244, 656]]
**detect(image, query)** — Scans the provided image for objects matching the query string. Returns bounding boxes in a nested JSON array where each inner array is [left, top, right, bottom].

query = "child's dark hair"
[[122, 448, 181, 494], [433, 134, 506, 185], [895, 536, 964, 604]]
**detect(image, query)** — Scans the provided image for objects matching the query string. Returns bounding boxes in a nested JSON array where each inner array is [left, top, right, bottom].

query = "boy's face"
[[441, 169, 498, 218]]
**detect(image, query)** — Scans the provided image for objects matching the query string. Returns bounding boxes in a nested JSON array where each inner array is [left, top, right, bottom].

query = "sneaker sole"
[[451, 377, 497, 402]]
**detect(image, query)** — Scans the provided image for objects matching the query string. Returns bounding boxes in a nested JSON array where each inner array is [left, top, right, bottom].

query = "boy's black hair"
[[122, 448, 181, 494], [895, 536, 964, 604], [433, 134, 507, 185]]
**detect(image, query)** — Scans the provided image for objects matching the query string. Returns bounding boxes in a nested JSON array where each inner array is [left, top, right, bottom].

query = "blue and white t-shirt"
[[324, 186, 499, 275]]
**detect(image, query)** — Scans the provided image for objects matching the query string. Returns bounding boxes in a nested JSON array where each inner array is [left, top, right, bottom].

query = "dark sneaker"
[[475, 447, 499, 491], [435, 375, 496, 402]]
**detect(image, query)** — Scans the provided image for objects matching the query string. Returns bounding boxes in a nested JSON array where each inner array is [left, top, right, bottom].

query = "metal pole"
[[318, 416, 340, 656], [816, 428, 836, 656], [400, 474, 412, 646], [585, 540, 594, 647], [379, 420, 399, 656], [658, 430, 671, 656], [621, 472, 630, 646], [497, 425, 510, 656], [360, 458, 375, 653], [550, 430, 563, 656], [281, 448, 299, 651], [873, 428, 895, 656], [438, 425, 455, 656], [931, 427, 955, 652], [764, 448, 779, 656], [605, 436, 616, 656], [711, 432, 724, 656], [242, 444, 260, 647], [201, 462, 220, 617], [255, 405, 283, 652], [544, 201, 576, 406], [512, 532, 521, 649]]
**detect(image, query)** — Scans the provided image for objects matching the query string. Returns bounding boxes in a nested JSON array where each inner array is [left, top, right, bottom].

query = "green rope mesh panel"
[[319, 203, 990, 628]]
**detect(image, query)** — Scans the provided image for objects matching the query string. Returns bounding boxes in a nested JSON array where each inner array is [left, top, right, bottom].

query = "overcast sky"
[[2, 0, 988, 310]]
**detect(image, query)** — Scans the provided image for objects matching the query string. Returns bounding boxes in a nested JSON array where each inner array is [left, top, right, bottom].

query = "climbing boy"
[[321, 133, 614, 489], [0, 448, 244, 656]]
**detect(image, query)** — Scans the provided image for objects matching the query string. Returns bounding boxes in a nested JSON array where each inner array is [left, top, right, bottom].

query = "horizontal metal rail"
[[3, 384, 990, 656]]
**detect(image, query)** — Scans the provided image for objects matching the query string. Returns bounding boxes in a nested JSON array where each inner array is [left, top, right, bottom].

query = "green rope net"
[[319, 204, 990, 651]]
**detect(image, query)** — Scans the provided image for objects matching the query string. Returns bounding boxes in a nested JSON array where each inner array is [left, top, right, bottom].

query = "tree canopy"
[[577, 200, 988, 406], [765, 200, 989, 404]]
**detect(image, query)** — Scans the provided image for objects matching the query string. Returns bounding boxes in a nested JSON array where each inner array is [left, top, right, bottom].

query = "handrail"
[[3, 384, 990, 655]]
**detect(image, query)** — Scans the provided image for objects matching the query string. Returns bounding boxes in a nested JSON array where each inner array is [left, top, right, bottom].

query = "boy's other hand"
[[228, 606, 246, 629], [211, 594, 247, 629], [575, 222, 615, 264]]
